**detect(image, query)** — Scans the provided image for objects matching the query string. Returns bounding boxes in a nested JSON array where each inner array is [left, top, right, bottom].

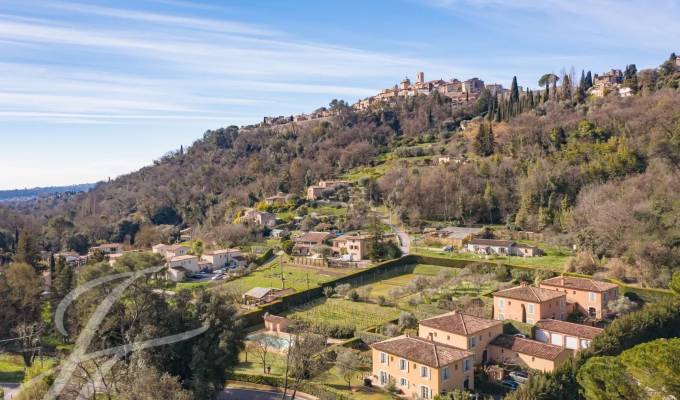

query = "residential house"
[[465, 239, 541, 257], [201, 248, 245, 270], [436, 227, 483, 248], [243, 209, 277, 227], [166, 255, 199, 273], [462, 78, 485, 93], [270, 228, 287, 239], [306, 185, 325, 200], [107, 253, 124, 266], [371, 335, 475, 398], [493, 284, 567, 324], [179, 227, 192, 241], [55, 251, 87, 266], [306, 180, 351, 200], [265, 192, 293, 206], [152, 244, 189, 260], [293, 231, 335, 256], [418, 311, 503, 365], [534, 319, 603, 351], [90, 243, 123, 254], [487, 334, 571, 373], [167, 266, 187, 282], [242, 287, 293, 305], [539, 276, 619, 319], [331, 233, 370, 260]]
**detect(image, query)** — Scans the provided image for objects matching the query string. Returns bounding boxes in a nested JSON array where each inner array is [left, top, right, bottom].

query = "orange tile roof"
[[535, 319, 603, 340], [493, 285, 565, 302], [419, 312, 502, 335], [490, 334, 566, 360], [540, 276, 618, 292], [371, 335, 473, 368]]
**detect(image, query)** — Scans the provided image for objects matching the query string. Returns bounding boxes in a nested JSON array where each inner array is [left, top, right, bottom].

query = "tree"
[[577, 356, 642, 400], [52, 256, 74, 300], [252, 334, 276, 374], [398, 311, 417, 330], [473, 123, 495, 156], [607, 296, 638, 316], [0, 263, 44, 366], [336, 350, 362, 390], [671, 271, 680, 295], [510, 76, 520, 104], [14, 231, 40, 267], [619, 338, 680, 397], [281, 330, 328, 400], [67, 234, 90, 255]]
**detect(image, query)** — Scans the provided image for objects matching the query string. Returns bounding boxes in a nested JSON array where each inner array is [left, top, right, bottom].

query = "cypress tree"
[[510, 76, 520, 104], [586, 71, 593, 88]]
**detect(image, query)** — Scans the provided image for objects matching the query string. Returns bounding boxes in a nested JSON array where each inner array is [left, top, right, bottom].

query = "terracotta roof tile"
[[490, 334, 567, 360], [419, 312, 502, 335], [540, 276, 618, 292], [493, 285, 565, 302], [371, 336, 473, 368], [535, 319, 603, 340], [294, 231, 334, 243]]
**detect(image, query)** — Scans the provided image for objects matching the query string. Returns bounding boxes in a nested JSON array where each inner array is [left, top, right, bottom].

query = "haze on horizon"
[[1, 0, 679, 190]]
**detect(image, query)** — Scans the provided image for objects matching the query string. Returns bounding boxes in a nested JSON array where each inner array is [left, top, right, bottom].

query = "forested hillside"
[[1, 54, 680, 288]]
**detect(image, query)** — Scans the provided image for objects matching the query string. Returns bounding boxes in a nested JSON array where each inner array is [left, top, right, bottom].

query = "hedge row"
[[230, 373, 354, 400], [240, 255, 419, 328]]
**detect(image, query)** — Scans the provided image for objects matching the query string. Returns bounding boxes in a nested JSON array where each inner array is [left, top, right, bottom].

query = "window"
[[400, 377, 408, 387], [527, 303, 535, 315], [421, 366, 429, 378], [499, 313, 505, 321], [498, 299, 505, 309], [463, 359, 470, 372], [447, 335, 450, 340], [589, 292, 596, 302], [380, 371, 388, 385], [527, 318, 534, 324], [420, 386, 430, 399], [380, 352, 387, 365], [399, 358, 407, 371], [469, 337, 477, 348], [442, 366, 450, 380], [581, 339, 590, 349]]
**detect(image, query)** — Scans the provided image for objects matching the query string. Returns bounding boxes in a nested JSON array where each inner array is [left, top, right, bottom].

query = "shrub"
[[381, 323, 400, 337], [323, 286, 335, 298], [347, 289, 360, 302], [566, 251, 599, 275], [335, 283, 351, 297], [398, 311, 417, 330], [377, 295, 387, 306]]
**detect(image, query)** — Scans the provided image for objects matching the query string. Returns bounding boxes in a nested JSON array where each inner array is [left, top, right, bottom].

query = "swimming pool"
[[246, 332, 291, 351]]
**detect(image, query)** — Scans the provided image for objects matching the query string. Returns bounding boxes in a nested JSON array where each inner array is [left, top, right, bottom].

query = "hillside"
[[0, 183, 95, 202], [1, 54, 680, 288]]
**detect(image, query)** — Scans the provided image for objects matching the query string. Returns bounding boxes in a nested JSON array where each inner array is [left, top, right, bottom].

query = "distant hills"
[[0, 183, 96, 202]]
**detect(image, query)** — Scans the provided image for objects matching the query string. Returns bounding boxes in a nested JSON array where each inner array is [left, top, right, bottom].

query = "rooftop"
[[468, 238, 514, 247], [168, 255, 197, 262], [243, 287, 276, 299], [294, 231, 334, 243], [540, 276, 618, 292], [371, 335, 473, 368], [439, 227, 483, 239], [490, 334, 566, 360], [419, 311, 502, 336], [535, 319, 604, 340], [493, 285, 565, 302], [204, 248, 241, 255]]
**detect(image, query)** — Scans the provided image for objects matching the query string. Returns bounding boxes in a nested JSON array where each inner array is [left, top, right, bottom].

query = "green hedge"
[[355, 330, 389, 345], [230, 373, 354, 400], [240, 256, 418, 328], [254, 248, 274, 265]]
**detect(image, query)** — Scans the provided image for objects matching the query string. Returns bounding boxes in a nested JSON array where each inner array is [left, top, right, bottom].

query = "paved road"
[[218, 387, 296, 400]]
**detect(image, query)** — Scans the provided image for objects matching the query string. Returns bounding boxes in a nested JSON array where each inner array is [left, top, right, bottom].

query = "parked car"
[[509, 371, 529, 384], [441, 245, 453, 252], [501, 380, 519, 390], [211, 274, 224, 281]]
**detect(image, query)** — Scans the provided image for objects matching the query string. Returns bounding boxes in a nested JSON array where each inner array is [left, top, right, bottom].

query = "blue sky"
[[1, 0, 679, 189]]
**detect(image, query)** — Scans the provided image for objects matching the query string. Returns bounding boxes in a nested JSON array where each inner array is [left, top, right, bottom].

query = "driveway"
[[218, 387, 295, 400]]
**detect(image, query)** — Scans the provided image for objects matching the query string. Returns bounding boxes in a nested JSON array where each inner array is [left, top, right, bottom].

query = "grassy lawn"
[[317, 363, 393, 400], [286, 297, 401, 330], [0, 354, 26, 382], [213, 261, 342, 296], [413, 245, 572, 272], [235, 350, 288, 376], [309, 204, 348, 217]]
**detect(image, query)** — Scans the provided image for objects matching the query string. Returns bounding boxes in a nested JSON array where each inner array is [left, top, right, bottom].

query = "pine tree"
[[15, 231, 40, 267], [474, 123, 495, 156]]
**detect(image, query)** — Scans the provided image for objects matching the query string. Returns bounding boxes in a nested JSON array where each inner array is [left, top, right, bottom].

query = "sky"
[[1, 0, 679, 189]]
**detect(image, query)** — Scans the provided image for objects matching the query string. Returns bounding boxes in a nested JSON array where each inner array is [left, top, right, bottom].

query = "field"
[[412, 242, 573, 271], [213, 261, 346, 296], [0, 354, 25, 382], [286, 297, 402, 330]]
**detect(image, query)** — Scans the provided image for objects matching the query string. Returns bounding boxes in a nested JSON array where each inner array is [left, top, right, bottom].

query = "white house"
[[166, 255, 199, 273], [152, 244, 189, 260], [201, 249, 245, 270]]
